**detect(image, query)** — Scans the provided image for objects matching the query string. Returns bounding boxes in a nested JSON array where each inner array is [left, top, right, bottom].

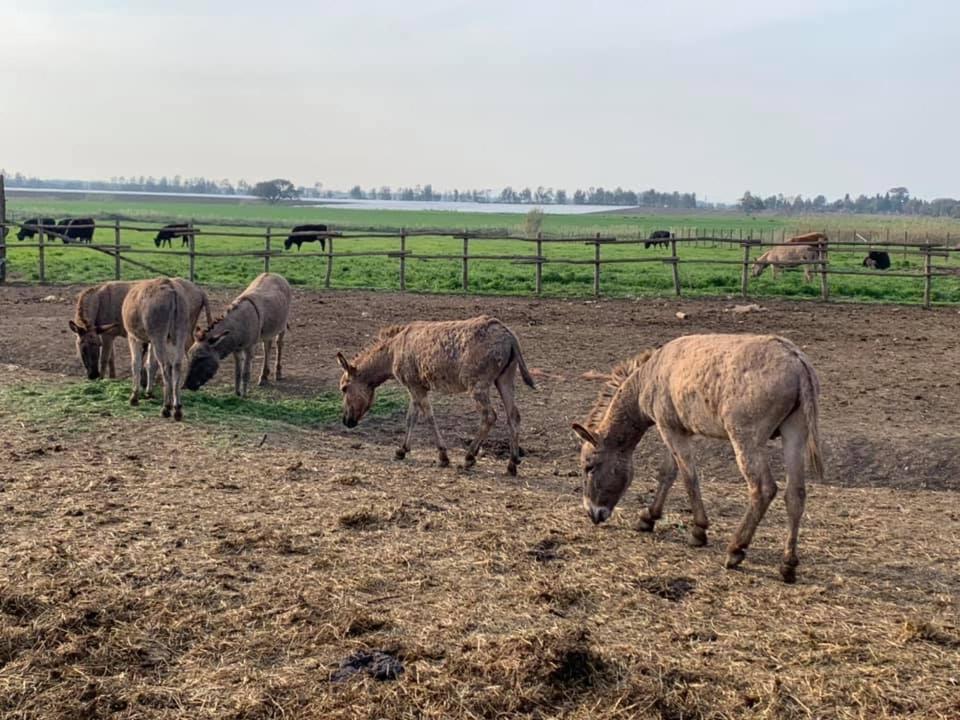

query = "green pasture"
[[3, 196, 960, 303]]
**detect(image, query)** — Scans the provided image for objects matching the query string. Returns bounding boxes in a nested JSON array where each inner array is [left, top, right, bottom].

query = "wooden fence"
[[0, 217, 958, 306]]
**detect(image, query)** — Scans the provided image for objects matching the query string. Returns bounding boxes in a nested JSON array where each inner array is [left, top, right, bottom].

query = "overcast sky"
[[2, 0, 958, 202]]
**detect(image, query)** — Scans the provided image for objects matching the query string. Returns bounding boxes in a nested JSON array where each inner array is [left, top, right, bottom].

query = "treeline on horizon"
[[3, 170, 959, 218]]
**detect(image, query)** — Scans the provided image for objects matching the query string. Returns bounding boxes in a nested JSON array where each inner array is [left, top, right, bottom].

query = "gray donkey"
[[184, 273, 292, 396], [337, 315, 536, 475]]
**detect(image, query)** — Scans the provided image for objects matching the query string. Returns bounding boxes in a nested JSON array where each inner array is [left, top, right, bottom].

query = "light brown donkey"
[[117, 278, 194, 420], [68, 281, 134, 380], [337, 315, 536, 475], [751, 244, 819, 282], [572, 334, 823, 583]]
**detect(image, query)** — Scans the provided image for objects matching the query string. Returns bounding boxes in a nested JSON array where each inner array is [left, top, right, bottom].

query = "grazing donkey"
[[572, 334, 823, 583], [751, 244, 819, 282], [336, 315, 536, 475], [184, 273, 292, 396], [116, 279, 193, 419], [68, 281, 134, 380]]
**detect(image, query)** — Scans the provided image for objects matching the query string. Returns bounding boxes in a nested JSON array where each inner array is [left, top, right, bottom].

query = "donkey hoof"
[[438, 452, 450, 468], [506, 460, 518, 476], [129, 395, 140, 407], [161, 406, 172, 418], [779, 564, 798, 584], [725, 549, 746, 570], [689, 526, 708, 547], [395, 448, 407, 461], [463, 454, 476, 469], [173, 406, 183, 422], [635, 511, 656, 533], [258, 377, 268, 387]]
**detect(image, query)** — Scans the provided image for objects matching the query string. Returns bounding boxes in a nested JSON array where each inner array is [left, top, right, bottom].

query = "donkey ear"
[[336, 352, 356, 375], [571, 423, 598, 447], [68, 320, 85, 335], [95, 322, 120, 335]]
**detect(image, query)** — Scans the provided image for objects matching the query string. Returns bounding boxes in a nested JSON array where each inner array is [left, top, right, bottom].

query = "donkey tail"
[[798, 355, 824, 482], [511, 338, 536, 389]]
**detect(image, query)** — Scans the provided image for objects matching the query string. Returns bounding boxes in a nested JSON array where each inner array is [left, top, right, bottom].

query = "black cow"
[[16, 217, 57, 241], [644, 229, 672, 249], [863, 251, 891, 270], [154, 223, 194, 248], [58, 218, 96, 244], [285, 224, 328, 251]]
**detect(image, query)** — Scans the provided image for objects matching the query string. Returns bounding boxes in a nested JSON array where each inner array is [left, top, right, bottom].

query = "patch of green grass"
[[0, 380, 405, 434]]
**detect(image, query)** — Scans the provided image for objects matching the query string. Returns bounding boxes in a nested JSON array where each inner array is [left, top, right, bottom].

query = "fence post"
[[0, 174, 6, 284], [819, 239, 829, 301], [923, 243, 932, 308], [324, 235, 334, 288], [462, 232, 469, 291], [399, 227, 406, 291], [188, 220, 196, 282], [670, 235, 681, 296], [593, 232, 601, 297], [113, 219, 121, 279], [38, 226, 46, 283], [740, 239, 751, 297], [535, 231, 543, 295], [264, 226, 271, 274]]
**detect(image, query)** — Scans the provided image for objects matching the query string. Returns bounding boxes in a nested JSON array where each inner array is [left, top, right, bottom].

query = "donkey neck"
[[356, 341, 395, 387], [210, 300, 260, 358], [597, 372, 652, 450]]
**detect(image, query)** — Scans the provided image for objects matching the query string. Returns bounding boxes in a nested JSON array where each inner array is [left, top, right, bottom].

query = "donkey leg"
[[275, 331, 284, 381], [726, 436, 777, 571], [258, 339, 273, 386], [660, 430, 710, 546], [158, 347, 173, 418], [637, 448, 678, 532], [779, 411, 808, 583], [464, 387, 496, 469], [240, 350, 254, 396], [127, 338, 144, 406], [396, 390, 422, 460], [495, 372, 521, 476], [99, 336, 113, 379], [145, 345, 160, 398], [171, 348, 185, 421], [418, 394, 449, 467], [234, 352, 243, 396]]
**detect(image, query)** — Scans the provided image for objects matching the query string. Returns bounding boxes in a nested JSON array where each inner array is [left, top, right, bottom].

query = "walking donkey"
[[336, 315, 536, 475], [108, 279, 196, 419], [68, 278, 211, 381], [184, 273, 292, 396], [572, 334, 823, 582]]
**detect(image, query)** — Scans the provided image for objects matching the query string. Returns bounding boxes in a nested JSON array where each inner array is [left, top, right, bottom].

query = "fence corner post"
[[670, 234, 681, 296], [535, 231, 543, 295], [593, 232, 601, 297], [819, 238, 829, 301], [113, 219, 121, 279], [399, 227, 406, 291], [462, 230, 469, 292], [923, 242, 932, 308], [188, 220, 196, 282], [324, 233, 334, 289], [740, 239, 751, 297], [264, 226, 271, 274], [38, 226, 46, 284]]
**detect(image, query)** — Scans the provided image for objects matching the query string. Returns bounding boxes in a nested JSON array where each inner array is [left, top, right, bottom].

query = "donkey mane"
[[377, 324, 408, 340], [74, 286, 97, 329], [585, 350, 655, 429], [198, 298, 246, 339]]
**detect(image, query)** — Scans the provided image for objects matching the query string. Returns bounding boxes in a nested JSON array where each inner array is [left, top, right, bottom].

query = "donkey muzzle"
[[343, 416, 358, 429], [588, 505, 610, 525]]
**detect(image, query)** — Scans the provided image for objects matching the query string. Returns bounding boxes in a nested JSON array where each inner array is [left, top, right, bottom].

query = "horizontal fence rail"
[[1, 218, 958, 306]]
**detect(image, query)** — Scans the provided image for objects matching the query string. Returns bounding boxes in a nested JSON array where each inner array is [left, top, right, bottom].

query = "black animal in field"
[[284, 224, 328, 251], [644, 229, 673, 249], [154, 223, 195, 248], [58, 218, 96, 244], [863, 251, 891, 270], [16, 218, 57, 241]]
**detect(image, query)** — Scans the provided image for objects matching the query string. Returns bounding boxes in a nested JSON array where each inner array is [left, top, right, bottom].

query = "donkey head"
[[184, 330, 229, 391], [572, 423, 635, 525], [337, 352, 374, 428], [69, 320, 105, 380]]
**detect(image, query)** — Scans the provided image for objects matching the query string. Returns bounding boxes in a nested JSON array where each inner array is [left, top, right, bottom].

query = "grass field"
[[4, 195, 960, 303]]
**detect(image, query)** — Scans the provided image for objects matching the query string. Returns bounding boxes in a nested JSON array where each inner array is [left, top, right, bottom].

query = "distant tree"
[[349, 185, 364, 199], [519, 187, 532, 203], [572, 189, 586, 204], [379, 186, 392, 200], [555, 189, 567, 204], [252, 178, 300, 204], [499, 186, 517, 203]]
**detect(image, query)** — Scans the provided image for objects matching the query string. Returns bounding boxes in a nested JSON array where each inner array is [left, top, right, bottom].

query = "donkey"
[[751, 244, 819, 282], [68, 281, 134, 380], [115, 278, 193, 419], [572, 334, 823, 583], [786, 231, 828, 244], [336, 315, 536, 475], [184, 273, 292, 396]]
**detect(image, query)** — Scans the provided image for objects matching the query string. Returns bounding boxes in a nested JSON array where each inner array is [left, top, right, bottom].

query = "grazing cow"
[[751, 244, 819, 282], [284, 224, 328, 251], [58, 218, 96, 244], [68, 281, 135, 380], [786, 231, 829, 245], [644, 230, 672, 249], [116, 279, 193, 419], [16, 218, 57, 241], [154, 223, 195, 248], [336, 315, 536, 475], [573, 334, 823, 583], [185, 273, 292, 396], [863, 251, 891, 270]]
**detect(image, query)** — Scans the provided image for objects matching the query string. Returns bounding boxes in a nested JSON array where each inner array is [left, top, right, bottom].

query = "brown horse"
[[572, 334, 823, 583], [337, 315, 536, 475], [751, 244, 819, 281]]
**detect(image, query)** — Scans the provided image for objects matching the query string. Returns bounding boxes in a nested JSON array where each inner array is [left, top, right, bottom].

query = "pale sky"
[[2, 0, 958, 202]]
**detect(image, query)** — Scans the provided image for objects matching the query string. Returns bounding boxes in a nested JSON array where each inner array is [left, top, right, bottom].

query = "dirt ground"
[[1, 284, 959, 719]]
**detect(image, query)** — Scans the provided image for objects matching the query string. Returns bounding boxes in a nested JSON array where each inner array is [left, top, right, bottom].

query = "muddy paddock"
[[1, 285, 958, 719]]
